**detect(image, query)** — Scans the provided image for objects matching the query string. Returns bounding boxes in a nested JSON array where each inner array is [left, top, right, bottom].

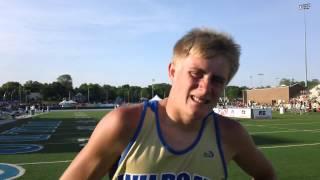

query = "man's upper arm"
[[60, 106, 142, 180]]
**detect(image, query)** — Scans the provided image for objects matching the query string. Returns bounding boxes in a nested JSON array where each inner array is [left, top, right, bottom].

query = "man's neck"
[[159, 98, 203, 131]]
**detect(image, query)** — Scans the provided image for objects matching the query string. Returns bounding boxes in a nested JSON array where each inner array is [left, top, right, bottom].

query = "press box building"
[[243, 84, 305, 105]]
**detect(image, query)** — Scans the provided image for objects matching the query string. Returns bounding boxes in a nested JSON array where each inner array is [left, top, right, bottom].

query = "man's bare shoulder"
[[99, 103, 145, 135], [216, 115, 247, 135], [60, 103, 147, 179], [107, 103, 145, 121], [215, 115, 253, 159], [87, 103, 145, 152]]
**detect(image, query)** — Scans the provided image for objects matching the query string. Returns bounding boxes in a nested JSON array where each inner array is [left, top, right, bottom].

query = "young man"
[[61, 28, 276, 180]]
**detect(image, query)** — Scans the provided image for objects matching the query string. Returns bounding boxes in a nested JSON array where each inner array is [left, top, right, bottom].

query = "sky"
[[0, 0, 319, 88]]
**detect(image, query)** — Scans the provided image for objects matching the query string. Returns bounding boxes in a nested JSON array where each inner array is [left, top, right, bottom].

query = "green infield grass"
[[1, 110, 320, 179]]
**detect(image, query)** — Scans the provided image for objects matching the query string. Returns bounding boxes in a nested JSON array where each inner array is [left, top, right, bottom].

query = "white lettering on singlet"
[[117, 172, 210, 180]]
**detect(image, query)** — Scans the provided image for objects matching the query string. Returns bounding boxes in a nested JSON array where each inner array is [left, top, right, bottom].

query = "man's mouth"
[[191, 95, 210, 104]]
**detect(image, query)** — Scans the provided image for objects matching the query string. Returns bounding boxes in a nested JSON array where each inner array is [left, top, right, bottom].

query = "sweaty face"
[[169, 55, 230, 119]]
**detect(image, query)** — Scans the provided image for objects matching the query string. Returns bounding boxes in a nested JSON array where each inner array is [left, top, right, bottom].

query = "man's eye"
[[190, 72, 202, 78]]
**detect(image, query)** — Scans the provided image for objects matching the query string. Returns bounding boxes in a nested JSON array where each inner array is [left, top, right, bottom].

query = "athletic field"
[[0, 110, 319, 179]]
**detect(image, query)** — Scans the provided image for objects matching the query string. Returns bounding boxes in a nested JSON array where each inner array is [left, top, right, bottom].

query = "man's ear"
[[168, 63, 175, 81]]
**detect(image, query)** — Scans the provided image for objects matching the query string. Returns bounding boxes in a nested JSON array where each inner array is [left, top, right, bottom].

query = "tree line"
[[1, 74, 319, 104], [279, 78, 319, 88], [0, 74, 171, 104]]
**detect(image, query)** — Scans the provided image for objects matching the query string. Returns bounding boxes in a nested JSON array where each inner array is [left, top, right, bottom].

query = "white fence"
[[213, 108, 272, 119]]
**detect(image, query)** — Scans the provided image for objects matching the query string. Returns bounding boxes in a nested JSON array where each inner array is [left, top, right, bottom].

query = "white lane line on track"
[[74, 112, 90, 119], [247, 125, 300, 133], [259, 142, 320, 149], [12, 143, 320, 166], [244, 123, 320, 134], [42, 142, 83, 145], [244, 122, 320, 127], [251, 129, 320, 134], [16, 160, 72, 166]]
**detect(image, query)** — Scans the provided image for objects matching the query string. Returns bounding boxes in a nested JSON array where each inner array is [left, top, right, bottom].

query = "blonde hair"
[[172, 28, 240, 84]]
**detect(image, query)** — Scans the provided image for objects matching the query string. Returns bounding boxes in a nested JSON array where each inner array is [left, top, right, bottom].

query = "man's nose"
[[198, 78, 211, 94]]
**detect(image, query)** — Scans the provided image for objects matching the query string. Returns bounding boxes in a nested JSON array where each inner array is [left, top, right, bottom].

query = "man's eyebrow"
[[189, 68, 206, 73], [189, 67, 202, 71]]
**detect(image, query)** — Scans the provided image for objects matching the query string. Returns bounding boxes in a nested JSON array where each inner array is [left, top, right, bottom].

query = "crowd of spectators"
[[0, 101, 50, 120], [216, 94, 320, 114]]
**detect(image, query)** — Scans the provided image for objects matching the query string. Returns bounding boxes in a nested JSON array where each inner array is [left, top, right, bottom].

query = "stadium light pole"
[[127, 89, 130, 103], [223, 87, 227, 106], [151, 78, 155, 98], [299, 3, 311, 88], [105, 88, 109, 103], [19, 85, 22, 103], [11, 89, 15, 101], [87, 87, 90, 103], [275, 77, 280, 87], [249, 75, 253, 88], [257, 73, 264, 88]]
